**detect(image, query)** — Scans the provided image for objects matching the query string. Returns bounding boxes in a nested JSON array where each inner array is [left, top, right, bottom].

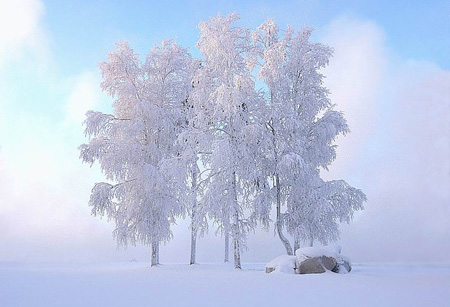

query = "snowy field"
[[1, 262, 449, 307]]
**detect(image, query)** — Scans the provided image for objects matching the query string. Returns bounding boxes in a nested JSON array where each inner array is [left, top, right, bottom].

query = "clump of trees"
[[80, 13, 366, 269]]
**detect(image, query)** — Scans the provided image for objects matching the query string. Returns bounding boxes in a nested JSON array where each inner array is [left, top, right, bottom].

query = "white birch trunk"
[[270, 106, 293, 256], [294, 238, 300, 253], [231, 171, 241, 269], [151, 241, 159, 267], [232, 213, 241, 269], [224, 229, 229, 262], [275, 174, 293, 255], [190, 228, 197, 265], [190, 168, 198, 265]]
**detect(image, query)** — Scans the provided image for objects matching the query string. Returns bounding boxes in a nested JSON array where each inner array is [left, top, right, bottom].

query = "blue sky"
[[0, 0, 449, 263], [4, 1, 449, 129], [43, 0, 449, 72]]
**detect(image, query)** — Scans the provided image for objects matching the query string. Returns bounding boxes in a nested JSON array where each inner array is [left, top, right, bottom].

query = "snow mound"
[[265, 255, 297, 274], [326, 244, 342, 254]]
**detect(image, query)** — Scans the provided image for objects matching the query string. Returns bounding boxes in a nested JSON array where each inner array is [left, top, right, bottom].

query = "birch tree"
[[254, 20, 366, 252], [190, 13, 266, 269], [79, 40, 193, 266]]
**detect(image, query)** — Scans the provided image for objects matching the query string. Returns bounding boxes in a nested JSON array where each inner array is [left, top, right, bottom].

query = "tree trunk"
[[232, 211, 241, 269], [309, 237, 314, 247], [190, 169, 198, 265], [151, 241, 159, 267], [294, 238, 300, 253], [270, 113, 293, 256], [190, 227, 197, 265], [224, 228, 229, 262], [231, 171, 241, 269], [275, 174, 293, 255]]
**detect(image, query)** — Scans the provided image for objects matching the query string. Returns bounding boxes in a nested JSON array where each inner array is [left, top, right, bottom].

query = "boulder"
[[320, 256, 337, 271], [297, 258, 326, 274], [296, 255, 337, 274]]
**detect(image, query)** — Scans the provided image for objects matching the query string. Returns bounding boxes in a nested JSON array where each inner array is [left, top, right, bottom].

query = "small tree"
[[79, 41, 193, 266]]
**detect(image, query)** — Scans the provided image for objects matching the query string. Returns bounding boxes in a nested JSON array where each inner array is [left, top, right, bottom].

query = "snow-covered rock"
[[333, 256, 352, 274], [265, 255, 297, 274], [267, 246, 352, 275], [295, 246, 351, 274]]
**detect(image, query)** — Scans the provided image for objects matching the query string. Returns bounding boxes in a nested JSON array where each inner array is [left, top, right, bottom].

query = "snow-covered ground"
[[1, 262, 449, 306]]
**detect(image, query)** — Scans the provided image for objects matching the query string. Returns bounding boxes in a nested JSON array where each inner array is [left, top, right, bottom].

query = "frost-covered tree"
[[79, 40, 193, 266], [254, 20, 366, 252], [80, 14, 366, 267], [189, 13, 266, 269]]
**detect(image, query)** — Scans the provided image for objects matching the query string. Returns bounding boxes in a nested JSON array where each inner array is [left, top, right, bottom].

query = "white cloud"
[[65, 72, 101, 125], [0, 80, 122, 262], [320, 17, 388, 176], [0, 0, 47, 66], [0, 0, 120, 262], [0, 0, 48, 137], [318, 17, 450, 263]]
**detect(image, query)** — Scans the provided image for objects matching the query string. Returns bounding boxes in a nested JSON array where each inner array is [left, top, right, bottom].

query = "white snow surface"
[[1, 262, 449, 307]]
